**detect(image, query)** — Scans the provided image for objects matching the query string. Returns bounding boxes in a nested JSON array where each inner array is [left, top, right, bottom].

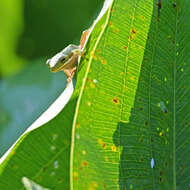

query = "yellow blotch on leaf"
[[159, 132, 163, 136], [98, 138, 103, 144], [88, 181, 98, 190], [130, 76, 135, 81], [105, 156, 109, 162], [109, 21, 113, 27], [111, 145, 117, 152], [120, 72, 124, 76], [74, 172, 78, 177], [90, 51, 97, 60], [90, 82, 95, 88], [100, 57, 107, 65], [98, 138, 106, 149], [73, 172, 78, 180], [100, 90, 105, 95]]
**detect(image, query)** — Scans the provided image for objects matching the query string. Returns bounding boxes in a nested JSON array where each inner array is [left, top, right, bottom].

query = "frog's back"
[[62, 44, 80, 56]]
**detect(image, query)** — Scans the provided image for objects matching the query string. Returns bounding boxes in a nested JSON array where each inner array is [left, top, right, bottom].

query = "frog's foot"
[[64, 67, 77, 86], [66, 77, 72, 86]]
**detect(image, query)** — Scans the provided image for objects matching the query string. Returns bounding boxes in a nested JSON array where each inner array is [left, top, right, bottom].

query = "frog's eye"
[[61, 57, 66, 62]]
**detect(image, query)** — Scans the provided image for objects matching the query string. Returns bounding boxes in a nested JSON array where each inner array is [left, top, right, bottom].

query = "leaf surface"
[[71, 0, 190, 189]]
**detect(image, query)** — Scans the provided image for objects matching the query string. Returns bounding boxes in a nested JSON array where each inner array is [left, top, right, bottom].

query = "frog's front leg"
[[64, 66, 77, 83]]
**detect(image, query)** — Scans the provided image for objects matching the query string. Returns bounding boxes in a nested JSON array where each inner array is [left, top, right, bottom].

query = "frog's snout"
[[46, 59, 50, 65]]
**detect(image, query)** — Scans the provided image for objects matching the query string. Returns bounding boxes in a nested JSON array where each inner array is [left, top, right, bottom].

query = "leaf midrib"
[[173, 5, 178, 190], [69, 2, 114, 190]]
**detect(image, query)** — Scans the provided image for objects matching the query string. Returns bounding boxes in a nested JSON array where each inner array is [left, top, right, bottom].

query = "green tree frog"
[[46, 29, 90, 83], [46, 44, 82, 83]]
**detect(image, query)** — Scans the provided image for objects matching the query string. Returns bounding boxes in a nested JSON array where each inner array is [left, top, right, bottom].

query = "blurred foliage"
[[0, 0, 102, 156], [0, 0, 103, 77], [0, 0, 25, 77], [0, 60, 67, 157], [17, 0, 103, 59]]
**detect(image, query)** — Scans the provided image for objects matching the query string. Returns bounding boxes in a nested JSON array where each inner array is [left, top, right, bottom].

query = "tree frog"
[[46, 29, 90, 84], [46, 44, 82, 83]]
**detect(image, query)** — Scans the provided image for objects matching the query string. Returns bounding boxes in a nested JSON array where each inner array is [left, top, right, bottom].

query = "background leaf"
[[0, 0, 25, 76], [0, 60, 66, 157]]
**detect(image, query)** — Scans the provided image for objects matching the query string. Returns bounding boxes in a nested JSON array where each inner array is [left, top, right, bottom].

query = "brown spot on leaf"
[[113, 98, 119, 104], [145, 121, 148, 126], [141, 158, 144, 162], [102, 143, 106, 149], [42, 166, 48, 172], [111, 8, 114, 12], [132, 29, 136, 34], [37, 176, 42, 182], [82, 161, 88, 167], [109, 22, 113, 27], [114, 28, 118, 33], [79, 166, 82, 170], [96, 49, 101, 53], [58, 177, 63, 183], [164, 109, 168, 114], [172, 2, 176, 8]]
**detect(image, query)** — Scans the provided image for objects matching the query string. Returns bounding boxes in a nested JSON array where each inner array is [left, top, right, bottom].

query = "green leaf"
[[71, 0, 189, 189], [1, 0, 190, 189], [0, 94, 76, 190]]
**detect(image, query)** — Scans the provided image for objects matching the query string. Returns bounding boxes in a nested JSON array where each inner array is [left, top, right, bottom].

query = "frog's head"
[[46, 51, 72, 72], [46, 44, 81, 73]]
